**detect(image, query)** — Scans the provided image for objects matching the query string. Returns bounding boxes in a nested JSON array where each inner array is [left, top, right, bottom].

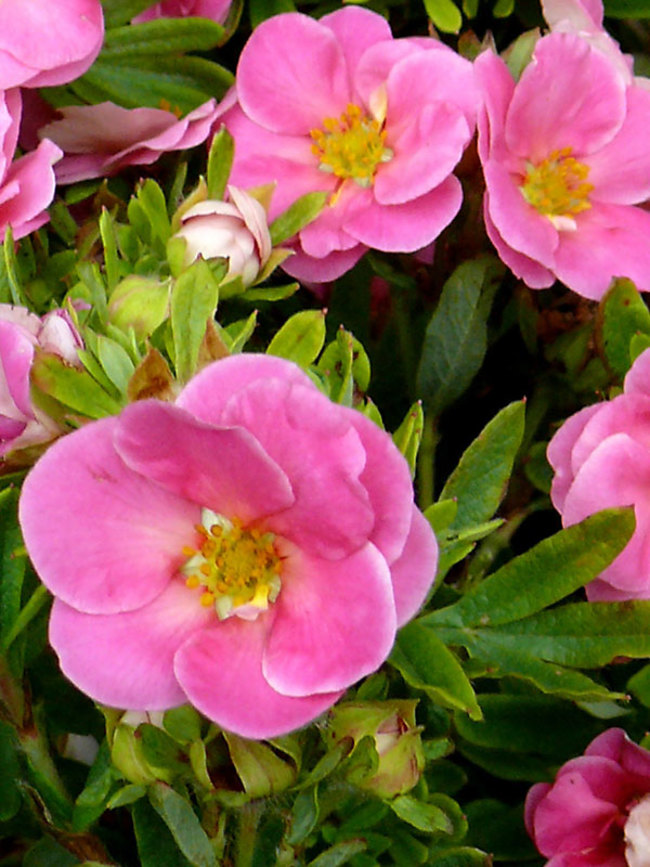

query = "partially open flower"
[[174, 186, 272, 286], [19, 354, 438, 739]]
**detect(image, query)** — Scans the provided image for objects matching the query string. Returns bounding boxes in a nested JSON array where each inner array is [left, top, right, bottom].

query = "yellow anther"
[[200, 591, 215, 607], [182, 546, 195, 557], [185, 575, 200, 589]]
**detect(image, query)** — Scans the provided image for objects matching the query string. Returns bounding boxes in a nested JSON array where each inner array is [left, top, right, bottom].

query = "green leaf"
[[464, 800, 536, 863], [390, 795, 454, 834], [269, 191, 329, 246], [288, 786, 320, 846], [23, 838, 81, 867], [207, 127, 234, 200], [424, 508, 635, 628], [148, 783, 216, 867], [96, 335, 135, 393], [101, 17, 225, 58], [133, 797, 193, 867], [0, 489, 26, 651], [73, 741, 116, 830], [171, 259, 221, 383], [307, 840, 367, 867], [266, 309, 326, 368], [223, 733, 296, 797], [163, 705, 202, 744], [392, 402, 424, 478], [31, 354, 124, 418], [429, 848, 490, 867], [439, 401, 525, 532], [595, 278, 650, 378], [605, 0, 650, 16], [250, 0, 297, 27], [391, 623, 482, 720], [317, 329, 370, 405], [102, 0, 153, 27], [107, 783, 146, 809], [416, 258, 504, 416], [423, 0, 463, 32]]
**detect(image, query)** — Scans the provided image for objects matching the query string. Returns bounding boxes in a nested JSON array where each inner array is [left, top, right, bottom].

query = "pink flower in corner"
[[219, 7, 477, 282], [526, 728, 650, 866], [0, 0, 103, 90], [548, 348, 650, 601], [38, 100, 219, 184], [18, 354, 438, 739], [476, 31, 650, 300], [133, 0, 231, 24], [0, 90, 61, 241]]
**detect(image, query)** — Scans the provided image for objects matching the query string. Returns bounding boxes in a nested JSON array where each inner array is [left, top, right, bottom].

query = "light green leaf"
[[171, 258, 221, 383], [269, 192, 329, 246], [206, 127, 234, 200], [595, 278, 650, 378], [392, 402, 424, 478], [390, 795, 454, 834], [266, 309, 326, 368], [31, 354, 124, 418], [423, 0, 463, 32]]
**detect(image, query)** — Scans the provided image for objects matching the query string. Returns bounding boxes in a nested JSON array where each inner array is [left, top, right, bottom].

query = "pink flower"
[[0, 305, 83, 458], [0, 0, 104, 90], [219, 7, 477, 281], [0, 90, 61, 241], [38, 100, 219, 184], [174, 186, 272, 286], [133, 0, 231, 24], [548, 348, 650, 601], [525, 728, 650, 866], [476, 31, 650, 300], [18, 354, 438, 739]]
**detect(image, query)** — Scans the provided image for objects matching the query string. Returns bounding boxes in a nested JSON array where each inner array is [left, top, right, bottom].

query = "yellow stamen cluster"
[[182, 512, 282, 621], [521, 147, 593, 219], [310, 103, 393, 188]]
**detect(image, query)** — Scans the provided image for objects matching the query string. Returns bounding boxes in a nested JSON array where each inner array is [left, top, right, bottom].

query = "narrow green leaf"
[[148, 783, 216, 867], [392, 402, 424, 478], [99, 208, 120, 293], [72, 741, 116, 831], [171, 259, 220, 383], [439, 401, 525, 532], [595, 278, 650, 378], [390, 795, 454, 834], [101, 18, 225, 57], [96, 335, 135, 393], [424, 508, 635, 628], [31, 354, 124, 418], [0, 721, 21, 820], [416, 258, 503, 416], [207, 127, 234, 200], [266, 309, 326, 368], [136, 180, 171, 249], [391, 622, 482, 719], [269, 192, 329, 246]]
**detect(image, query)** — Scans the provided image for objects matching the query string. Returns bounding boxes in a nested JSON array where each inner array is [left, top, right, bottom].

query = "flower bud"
[[327, 700, 424, 798], [174, 186, 272, 287]]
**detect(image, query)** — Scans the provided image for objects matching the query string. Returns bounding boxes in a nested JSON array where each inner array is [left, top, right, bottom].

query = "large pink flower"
[[18, 355, 438, 739], [0, 0, 103, 90], [0, 90, 61, 241], [38, 100, 219, 184], [547, 348, 650, 601], [0, 304, 83, 458], [133, 0, 231, 24], [525, 728, 650, 866], [218, 7, 477, 282], [476, 31, 650, 300]]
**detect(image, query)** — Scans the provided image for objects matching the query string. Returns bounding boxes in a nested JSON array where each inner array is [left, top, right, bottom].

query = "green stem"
[[2, 585, 49, 652], [18, 718, 74, 826], [234, 801, 263, 867], [417, 414, 438, 510]]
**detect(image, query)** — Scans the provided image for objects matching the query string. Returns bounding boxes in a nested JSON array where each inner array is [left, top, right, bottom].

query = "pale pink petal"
[[389, 506, 439, 626], [320, 6, 392, 87], [299, 183, 363, 258], [221, 379, 375, 559], [263, 542, 396, 696], [236, 13, 351, 135], [0, 320, 36, 420], [624, 348, 650, 398], [175, 616, 343, 738], [354, 40, 429, 109], [41, 103, 174, 154], [19, 418, 198, 614], [343, 178, 462, 252], [177, 354, 316, 425], [228, 185, 272, 264], [562, 433, 650, 597], [587, 85, 650, 204], [281, 243, 366, 282], [0, 139, 61, 239], [543, 0, 603, 29], [49, 582, 213, 709], [2, 89, 21, 168], [553, 203, 650, 299], [475, 48, 518, 165], [483, 198, 556, 289], [114, 401, 294, 524], [547, 403, 602, 510], [569, 395, 650, 472], [506, 32, 626, 161]]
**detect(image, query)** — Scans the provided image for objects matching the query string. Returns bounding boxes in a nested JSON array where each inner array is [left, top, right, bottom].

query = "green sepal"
[[206, 127, 234, 201], [392, 402, 424, 478], [269, 191, 329, 246]]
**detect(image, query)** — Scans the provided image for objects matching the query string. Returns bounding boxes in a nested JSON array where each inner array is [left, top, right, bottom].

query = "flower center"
[[625, 794, 650, 867], [520, 147, 593, 225], [310, 103, 393, 188], [181, 509, 283, 621]]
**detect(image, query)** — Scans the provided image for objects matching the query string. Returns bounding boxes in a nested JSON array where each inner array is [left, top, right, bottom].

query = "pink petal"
[[343, 178, 462, 252], [474, 48, 517, 165], [320, 6, 393, 85], [299, 183, 363, 259], [114, 401, 294, 524], [220, 378, 374, 559], [280, 243, 366, 282], [569, 394, 650, 472], [175, 616, 343, 738], [1, 89, 21, 169], [41, 103, 175, 154], [624, 348, 650, 397], [49, 581, 213, 709], [354, 40, 429, 109], [263, 542, 395, 696], [587, 84, 650, 204], [548, 403, 602, 511], [553, 202, 650, 299], [0, 139, 61, 239], [236, 13, 351, 135], [19, 418, 198, 614], [587, 728, 650, 780], [389, 506, 439, 626], [483, 197, 555, 288], [0, 319, 36, 420], [506, 32, 626, 162]]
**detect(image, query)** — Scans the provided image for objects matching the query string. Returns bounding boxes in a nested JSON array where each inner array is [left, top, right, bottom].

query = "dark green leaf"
[[0, 721, 21, 821], [288, 786, 320, 846], [132, 797, 193, 867], [148, 783, 216, 867], [101, 18, 225, 58], [308, 839, 367, 867]]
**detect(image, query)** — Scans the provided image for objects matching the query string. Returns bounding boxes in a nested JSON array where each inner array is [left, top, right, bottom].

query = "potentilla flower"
[[0, 0, 104, 89], [0, 305, 83, 458], [548, 348, 650, 601], [218, 7, 477, 281], [525, 728, 650, 866], [476, 31, 650, 300], [38, 100, 219, 184], [174, 186, 272, 286], [18, 355, 438, 739], [133, 0, 231, 24]]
